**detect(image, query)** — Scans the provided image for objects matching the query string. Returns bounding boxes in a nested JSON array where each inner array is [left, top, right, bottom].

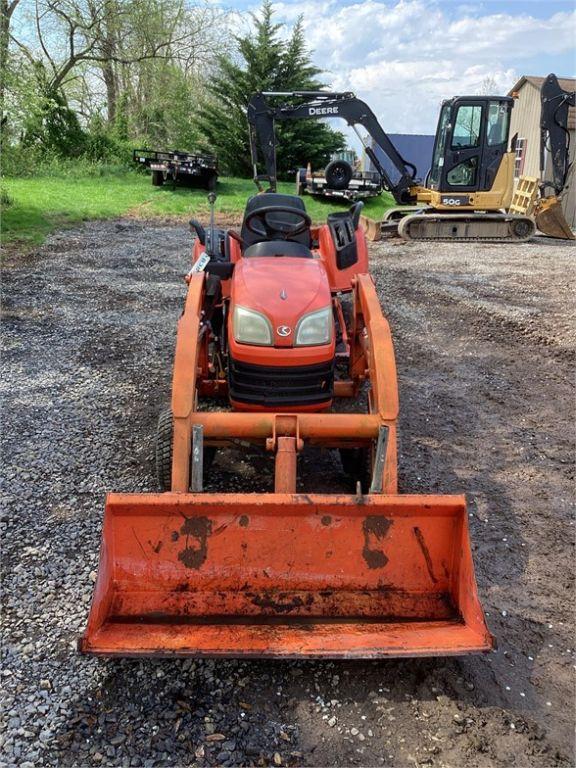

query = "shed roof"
[[508, 75, 575, 130], [508, 75, 575, 94]]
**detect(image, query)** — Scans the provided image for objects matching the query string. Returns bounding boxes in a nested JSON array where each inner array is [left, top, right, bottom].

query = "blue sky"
[[12, 0, 575, 140], [231, 0, 575, 136]]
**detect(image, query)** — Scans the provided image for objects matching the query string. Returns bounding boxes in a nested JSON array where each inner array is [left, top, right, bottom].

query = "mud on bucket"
[[79, 492, 494, 658]]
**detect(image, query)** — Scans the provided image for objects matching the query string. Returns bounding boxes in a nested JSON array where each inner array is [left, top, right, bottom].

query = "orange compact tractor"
[[80, 102, 494, 659]]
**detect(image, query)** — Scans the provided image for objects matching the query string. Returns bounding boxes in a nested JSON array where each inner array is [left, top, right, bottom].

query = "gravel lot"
[[1, 220, 574, 767]]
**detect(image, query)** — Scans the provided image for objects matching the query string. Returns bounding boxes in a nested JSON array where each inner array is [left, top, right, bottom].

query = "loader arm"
[[247, 91, 418, 204]]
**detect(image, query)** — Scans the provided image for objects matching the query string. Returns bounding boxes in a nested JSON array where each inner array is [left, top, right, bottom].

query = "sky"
[[231, 0, 576, 139]]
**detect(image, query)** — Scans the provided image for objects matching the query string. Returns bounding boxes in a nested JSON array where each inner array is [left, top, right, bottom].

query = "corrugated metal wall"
[[509, 81, 575, 228], [509, 82, 542, 179]]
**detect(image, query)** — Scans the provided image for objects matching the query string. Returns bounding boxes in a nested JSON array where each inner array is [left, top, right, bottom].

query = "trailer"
[[133, 148, 218, 191], [296, 163, 382, 201]]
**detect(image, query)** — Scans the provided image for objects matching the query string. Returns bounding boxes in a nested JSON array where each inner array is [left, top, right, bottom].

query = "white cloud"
[[265, 1, 576, 136]]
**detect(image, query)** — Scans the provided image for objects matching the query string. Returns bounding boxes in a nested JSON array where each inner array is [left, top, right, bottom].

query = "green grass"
[[1, 170, 396, 247]]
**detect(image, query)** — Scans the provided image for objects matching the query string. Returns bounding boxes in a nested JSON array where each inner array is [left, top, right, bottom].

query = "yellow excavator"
[[373, 73, 575, 241], [248, 75, 574, 242]]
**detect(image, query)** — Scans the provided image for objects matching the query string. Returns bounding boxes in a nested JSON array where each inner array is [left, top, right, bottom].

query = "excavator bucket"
[[535, 197, 575, 240], [79, 492, 493, 658]]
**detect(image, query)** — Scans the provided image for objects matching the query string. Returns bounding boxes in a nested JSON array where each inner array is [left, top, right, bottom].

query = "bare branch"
[[35, 0, 58, 77]]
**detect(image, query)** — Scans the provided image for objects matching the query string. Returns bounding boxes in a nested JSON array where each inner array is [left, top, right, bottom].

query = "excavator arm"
[[247, 91, 418, 204], [540, 73, 575, 196], [533, 74, 576, 240]]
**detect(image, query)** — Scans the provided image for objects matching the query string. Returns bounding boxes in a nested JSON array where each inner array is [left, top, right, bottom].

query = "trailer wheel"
[[152, 170, 164, 187], [155, 407, 216, 491], [295, 168, 307, 196], [206, 173, 217, 192], [325, 160, 353, 191]]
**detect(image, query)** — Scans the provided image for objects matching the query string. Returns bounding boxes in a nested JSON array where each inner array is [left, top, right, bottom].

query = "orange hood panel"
[[231, 256, 332, 347]]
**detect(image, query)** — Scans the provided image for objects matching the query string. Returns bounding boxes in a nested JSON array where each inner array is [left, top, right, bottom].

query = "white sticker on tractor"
[[190, 253, 210, 274]]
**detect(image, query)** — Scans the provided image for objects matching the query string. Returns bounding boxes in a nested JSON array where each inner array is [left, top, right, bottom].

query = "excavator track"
[[398, 212, 536, 242]]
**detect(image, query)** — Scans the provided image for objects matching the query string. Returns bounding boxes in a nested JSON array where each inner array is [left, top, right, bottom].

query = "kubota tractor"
[[80, 190, 493, 658]]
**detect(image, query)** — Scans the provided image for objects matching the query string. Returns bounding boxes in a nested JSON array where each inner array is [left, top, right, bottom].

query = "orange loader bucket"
[[80, 493, 493, 658]]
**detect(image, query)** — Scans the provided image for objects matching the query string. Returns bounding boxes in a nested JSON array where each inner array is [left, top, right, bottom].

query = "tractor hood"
[[231, 256, 332, 347]]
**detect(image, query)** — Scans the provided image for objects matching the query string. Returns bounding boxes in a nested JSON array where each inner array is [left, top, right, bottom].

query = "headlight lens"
[[295, 307, 333, 346], [233, 305, 273, 345]]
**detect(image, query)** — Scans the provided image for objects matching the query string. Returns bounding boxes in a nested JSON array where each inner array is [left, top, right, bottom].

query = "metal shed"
[[508, 75, 575, 228]]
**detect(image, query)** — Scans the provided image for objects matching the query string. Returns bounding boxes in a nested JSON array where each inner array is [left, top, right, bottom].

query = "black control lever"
[[206, 192, 217, 257]]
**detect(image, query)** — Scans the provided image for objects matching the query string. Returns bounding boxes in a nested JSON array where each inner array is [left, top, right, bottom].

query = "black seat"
[[241, 193, 312, 249], [243, 241, 313, 259]]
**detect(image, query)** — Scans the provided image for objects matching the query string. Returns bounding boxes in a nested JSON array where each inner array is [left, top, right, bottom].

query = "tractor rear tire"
[[325, 160, 353, 191], [155, 407, 216, 492], [152, 170, 164, 187]]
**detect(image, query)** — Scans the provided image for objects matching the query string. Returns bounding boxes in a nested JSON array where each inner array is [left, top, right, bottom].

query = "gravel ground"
[[1, 220, 574, 767]]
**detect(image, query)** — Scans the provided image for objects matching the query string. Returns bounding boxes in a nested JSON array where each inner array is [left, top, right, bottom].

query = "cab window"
[[447, 157, 478, 186], [487, 102, 510, 146], [429, 103, 451, 186], [451, 105, 482, 149]]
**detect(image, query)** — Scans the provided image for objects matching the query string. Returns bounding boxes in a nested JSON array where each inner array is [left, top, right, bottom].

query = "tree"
[[0, 0, 21, 116], [195, 1, 345, 177], [477, 76, 499, 96], [3, 0, 228, 156]]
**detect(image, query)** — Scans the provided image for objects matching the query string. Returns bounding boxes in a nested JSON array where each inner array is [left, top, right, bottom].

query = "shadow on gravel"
[[52, 644, 557, 768]]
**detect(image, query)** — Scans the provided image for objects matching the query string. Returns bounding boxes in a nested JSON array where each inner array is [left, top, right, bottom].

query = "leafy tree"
[[3, 0, 227, 163], [21, 63, 87, 156], [195, 1, 345, 178]]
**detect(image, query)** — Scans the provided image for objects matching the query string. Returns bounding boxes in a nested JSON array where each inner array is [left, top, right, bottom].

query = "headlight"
[[233, 305, 273, 345], [295, 307, 333, 346]]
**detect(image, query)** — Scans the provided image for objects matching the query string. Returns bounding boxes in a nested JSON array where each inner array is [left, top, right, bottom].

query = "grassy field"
[[1, 171, 395, 247]]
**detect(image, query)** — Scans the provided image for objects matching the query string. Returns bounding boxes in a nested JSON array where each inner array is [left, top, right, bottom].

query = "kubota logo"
[[277, 325, 292, 337]]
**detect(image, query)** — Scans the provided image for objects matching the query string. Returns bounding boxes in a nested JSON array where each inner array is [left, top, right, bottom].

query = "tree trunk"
[[100, 0, 119, 125], [103, 59, 117, 124], [0, 0, 18, 117]]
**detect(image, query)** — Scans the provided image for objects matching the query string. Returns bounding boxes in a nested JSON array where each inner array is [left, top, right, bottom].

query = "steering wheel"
[[244, 205, 312, 240]]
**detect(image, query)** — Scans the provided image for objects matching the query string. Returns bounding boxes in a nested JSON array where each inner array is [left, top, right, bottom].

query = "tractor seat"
[[241, 193, 312, 249], [243, 241, 313, 259]]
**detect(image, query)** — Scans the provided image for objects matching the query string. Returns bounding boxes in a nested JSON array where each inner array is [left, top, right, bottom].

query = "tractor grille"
[[229, 358, 334, 407]]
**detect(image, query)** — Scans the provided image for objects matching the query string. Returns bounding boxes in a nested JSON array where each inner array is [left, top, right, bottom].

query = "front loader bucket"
[[535, 197, 575, 240], [80, 493, 493, 658]]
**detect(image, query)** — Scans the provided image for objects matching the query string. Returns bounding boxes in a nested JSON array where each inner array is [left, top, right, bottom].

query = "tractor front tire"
[[152, 170, 164, 187], [339, 446, 373, 493], [155, 407, 216, 492], [156, 407, 174, 491]]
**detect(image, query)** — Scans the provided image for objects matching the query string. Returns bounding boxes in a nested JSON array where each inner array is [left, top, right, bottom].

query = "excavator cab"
[[428, 96, 514, 203]]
